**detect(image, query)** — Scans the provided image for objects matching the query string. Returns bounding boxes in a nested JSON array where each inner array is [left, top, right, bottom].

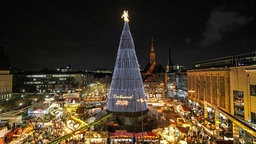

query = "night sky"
[[0, 0, 255, 71]]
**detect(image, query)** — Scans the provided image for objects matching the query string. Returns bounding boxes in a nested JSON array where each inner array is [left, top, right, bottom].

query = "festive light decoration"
[[115, 100, 128, 106], [106, 11, 148, 113], [121, 10, 129, 22]]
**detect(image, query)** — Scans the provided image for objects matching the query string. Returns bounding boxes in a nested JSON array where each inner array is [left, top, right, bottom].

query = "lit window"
[[250, 85, 256, 96]]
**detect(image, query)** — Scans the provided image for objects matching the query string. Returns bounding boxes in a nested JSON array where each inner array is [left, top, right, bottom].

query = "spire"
[[150, 38, 154, 53], [167, 47, 173, 72], [150, 38, 156, 64]]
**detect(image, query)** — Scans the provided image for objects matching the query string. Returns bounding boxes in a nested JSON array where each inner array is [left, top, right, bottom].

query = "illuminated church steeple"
[[150, 38, 156, 64]]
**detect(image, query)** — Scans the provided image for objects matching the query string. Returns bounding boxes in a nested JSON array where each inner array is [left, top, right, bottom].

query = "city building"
[[164, 47, 187, 99], [142, 39, 165, 99], [175, 70, 187, 99], [187, 51, 256, 143], [165, 47, 177, 98], [12, 70, 112, 94], [0, 47, 12, 100], [13, 72, 85, 93], [0, 70, 12, 100]]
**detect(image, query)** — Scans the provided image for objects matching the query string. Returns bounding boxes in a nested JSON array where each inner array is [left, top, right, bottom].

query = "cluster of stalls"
[[109, 130, 159, 144]]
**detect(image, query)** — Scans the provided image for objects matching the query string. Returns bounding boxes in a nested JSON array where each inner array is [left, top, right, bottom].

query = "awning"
[[177, 126, 188, 133], [110, 131, 134, 138], [134, 132, 158, 139], [181, 105, 190, 112]]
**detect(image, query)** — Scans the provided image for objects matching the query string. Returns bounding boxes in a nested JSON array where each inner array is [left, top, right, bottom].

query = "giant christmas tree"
[[106, 11, 148, 117]]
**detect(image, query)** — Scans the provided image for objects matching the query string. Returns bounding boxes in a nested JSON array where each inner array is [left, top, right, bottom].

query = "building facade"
[[187, 68, 230, 111], [230, 66, 256, 124], [187, 51, 256, 143], [13, 72, 85, 93], [13, 70, 112, 94], [0, 70, 12, 100], [142, 40, 165, 99]]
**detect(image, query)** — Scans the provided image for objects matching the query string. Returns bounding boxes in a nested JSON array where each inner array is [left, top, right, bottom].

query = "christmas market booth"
[[109, 130, 134, 144], [83, 131, 108, 144], [134, 131, 159, 144]]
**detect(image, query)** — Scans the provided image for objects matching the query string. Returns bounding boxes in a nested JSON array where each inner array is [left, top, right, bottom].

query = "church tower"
[[166, 47, 173, 72], [165, 47, 176, 98], [150, 38, 156, 65]]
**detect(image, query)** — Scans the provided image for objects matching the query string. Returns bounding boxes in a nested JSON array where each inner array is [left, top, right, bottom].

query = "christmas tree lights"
[[106, 11, 148, 114]]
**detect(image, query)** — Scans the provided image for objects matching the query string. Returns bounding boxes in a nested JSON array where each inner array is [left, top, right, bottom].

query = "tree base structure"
[[106, 110, 156, 133]]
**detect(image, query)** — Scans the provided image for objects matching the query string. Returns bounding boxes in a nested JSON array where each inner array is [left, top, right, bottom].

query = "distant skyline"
[[0, 0, 255, 71]]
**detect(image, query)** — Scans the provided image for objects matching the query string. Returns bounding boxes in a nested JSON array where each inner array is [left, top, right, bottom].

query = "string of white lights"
[[106, 22, 148, 113]]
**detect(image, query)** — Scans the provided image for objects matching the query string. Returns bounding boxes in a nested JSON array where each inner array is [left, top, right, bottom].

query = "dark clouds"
[[200, 7, 253, 47]]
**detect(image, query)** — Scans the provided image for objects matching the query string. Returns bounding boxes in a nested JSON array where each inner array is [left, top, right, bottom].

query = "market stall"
[[109, 130, 134, 144], [84, 131, 108, 144], [134, 131, 159, 144]]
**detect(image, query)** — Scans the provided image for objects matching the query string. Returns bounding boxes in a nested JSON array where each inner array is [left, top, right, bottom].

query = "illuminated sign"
[[115, 100, 128, 105], [113, 94, 133, 99]]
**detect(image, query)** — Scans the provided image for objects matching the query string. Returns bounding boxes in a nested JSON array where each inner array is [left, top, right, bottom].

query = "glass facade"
[[233, 90, 244, 119], [251, 112, 256, 124], [250, 85, 256, 96]]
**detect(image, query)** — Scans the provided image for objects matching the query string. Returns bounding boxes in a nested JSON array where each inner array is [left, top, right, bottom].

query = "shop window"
[[252, 112, 256, 124], [233, 90, 244, 120], [250, 85, 256, 96]]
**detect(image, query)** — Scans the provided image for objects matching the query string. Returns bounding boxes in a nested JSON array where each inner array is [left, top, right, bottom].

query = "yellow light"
[[115, 100, 128, 105], [121, 10, 129, 22]]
